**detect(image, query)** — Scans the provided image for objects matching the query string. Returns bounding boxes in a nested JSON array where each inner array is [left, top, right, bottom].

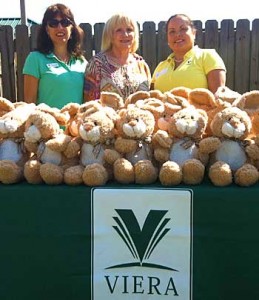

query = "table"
[[0, 181, 259, 300]]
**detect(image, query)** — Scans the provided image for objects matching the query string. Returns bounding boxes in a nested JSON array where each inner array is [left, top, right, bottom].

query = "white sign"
[[91, 188, 193, 300]]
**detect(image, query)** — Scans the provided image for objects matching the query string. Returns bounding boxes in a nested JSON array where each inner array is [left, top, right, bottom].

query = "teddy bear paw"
[[40, 163, 63, 185], [82, 163, 108, 186], [159, 161, 182, 186], [134, 160, 158, 184], [114, 158, 134, 184], [209, 161, 232, 186], [182, 159, 205, 185], [24, 160, 43, 184], [64, 165, 84, 185], [235, 164, 259, 186], [0, 160, 23, 184]]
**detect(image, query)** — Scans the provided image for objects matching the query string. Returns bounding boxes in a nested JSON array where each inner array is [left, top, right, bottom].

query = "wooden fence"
[[0, 19, 259, 102]]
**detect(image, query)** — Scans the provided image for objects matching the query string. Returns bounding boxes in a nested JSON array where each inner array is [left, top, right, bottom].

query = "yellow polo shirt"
[[151, 46, 226, 92]]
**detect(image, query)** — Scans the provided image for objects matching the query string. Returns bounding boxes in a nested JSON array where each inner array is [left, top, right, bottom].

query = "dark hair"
[[37, 3, 84, 57], [166, 14, 195, 34]]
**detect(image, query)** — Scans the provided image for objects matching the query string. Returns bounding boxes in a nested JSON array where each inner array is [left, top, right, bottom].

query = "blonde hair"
[[101, 13, 139, 53]]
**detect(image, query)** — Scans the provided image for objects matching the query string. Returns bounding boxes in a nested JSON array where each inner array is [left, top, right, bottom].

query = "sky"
[[1, 0, 258, 27]]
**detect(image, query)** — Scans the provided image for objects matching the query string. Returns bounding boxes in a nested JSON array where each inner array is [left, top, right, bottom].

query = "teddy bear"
[[198, 106, 259, 186], [153, 105, 209, 186], [111, 105, 158, 184], [63, 104, 120, 186], [23, 105, 80, 185], [0, 101, 35, 184]]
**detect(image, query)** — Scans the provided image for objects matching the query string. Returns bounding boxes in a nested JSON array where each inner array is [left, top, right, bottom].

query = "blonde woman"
[[84, 13, 151, 101]]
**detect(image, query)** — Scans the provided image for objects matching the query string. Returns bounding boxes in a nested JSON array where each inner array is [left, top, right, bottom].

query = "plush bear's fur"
[[154, 106, 209, 185], [112, 105, 158, 184], [23, 106, 80, 185], [64, 106, 120, 186], [199, 106, 259, 186], [0, 101, 35, 184]]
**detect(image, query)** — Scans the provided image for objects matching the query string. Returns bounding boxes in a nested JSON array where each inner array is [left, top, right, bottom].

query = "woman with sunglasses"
[[23, 3, 87, 109], [151, 14, 226, 94]]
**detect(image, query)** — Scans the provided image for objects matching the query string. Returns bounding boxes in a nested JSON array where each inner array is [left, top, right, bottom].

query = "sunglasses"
[[47, 19, 72, 28]]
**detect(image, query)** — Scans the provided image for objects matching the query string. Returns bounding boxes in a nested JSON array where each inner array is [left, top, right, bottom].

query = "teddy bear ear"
[[149, 89, 166, 101], [61, 103, 81, 117], [79, 101, 103, 116], [232, 90, 259, 116], [188, 88, 216, 108], [100, 91, 124, 110], [215, 86, 241, 105], [37, 103, 69, 126], [0, 97, 15, 116], [136, 98, 165, 115], [164, 92, 190, 108], [170, 86, 191, 99], [125, 91, 150, 107]]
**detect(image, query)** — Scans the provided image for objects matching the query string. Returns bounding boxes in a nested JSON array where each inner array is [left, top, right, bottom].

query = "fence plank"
[[15, 25, 30, 101], [30, 25, 40, 51], [193, 20, 204, 48], [93, 23, 104, 54], [220, 19, 235, 89], [250, 19, 259, 91], [0, 25, 16, 101], [204, 20, 219, 51], [235, 19, 251, 93], [142, 22, 157, 73], [80, 23, 93, 61], [157, 21, 170, 65]]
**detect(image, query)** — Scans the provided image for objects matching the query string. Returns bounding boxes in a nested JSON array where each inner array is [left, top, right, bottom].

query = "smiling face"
[[167, 15, 196, 55], [46, 14, 73, 46], [111, 22, 135, 52]]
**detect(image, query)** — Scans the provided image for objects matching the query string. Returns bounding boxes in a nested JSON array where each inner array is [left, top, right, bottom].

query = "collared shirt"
[[151, 45, 226, 92], [23, 51, 88, 109]]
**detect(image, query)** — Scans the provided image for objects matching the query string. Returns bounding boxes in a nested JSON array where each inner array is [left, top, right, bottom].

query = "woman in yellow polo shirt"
[[151, 14, 226, 94]]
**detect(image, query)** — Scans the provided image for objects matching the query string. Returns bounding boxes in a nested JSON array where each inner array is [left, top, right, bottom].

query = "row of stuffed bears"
[[1, 86, 259, 187]]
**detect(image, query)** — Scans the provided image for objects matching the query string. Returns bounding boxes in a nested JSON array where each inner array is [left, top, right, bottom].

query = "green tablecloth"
[[0, 182, 259, 300]]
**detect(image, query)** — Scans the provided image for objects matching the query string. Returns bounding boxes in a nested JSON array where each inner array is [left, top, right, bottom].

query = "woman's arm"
[[207, 69, 226, 94], [23, 74, 39, 104]]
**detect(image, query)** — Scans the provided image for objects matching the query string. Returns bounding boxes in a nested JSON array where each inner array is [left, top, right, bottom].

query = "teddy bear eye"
[[94, 121, 98, 126], [191, 116, 194, 120]]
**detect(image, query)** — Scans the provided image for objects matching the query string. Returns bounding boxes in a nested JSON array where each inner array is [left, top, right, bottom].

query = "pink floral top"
[[84, 52, 151, 101]]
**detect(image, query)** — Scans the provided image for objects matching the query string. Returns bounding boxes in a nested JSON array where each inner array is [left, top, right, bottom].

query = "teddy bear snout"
[[0, 119, 18, 134], [24, 125, 42, 143], [222, 122, 246, 138], [123, 119, 146, 138]]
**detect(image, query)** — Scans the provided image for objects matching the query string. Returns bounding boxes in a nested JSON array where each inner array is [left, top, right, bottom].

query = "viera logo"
[[106, 209, 178, 271]]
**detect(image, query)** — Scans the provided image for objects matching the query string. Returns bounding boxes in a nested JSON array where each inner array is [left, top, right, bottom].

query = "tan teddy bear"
[[64, 105, 120, 186], [199, 106, 259, 186], [23, 106, 80, 185], [112, 105, 158, 184], [153, 106, 209, 185], [0, 101, 35, 184]]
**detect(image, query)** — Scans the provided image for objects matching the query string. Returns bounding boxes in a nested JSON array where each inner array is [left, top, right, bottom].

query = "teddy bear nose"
[[128, 119, 137, 127], [84, 123, 93, 131]]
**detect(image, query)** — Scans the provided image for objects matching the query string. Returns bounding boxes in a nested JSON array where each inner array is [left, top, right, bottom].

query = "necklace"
[[54, 53, 70, 63]]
